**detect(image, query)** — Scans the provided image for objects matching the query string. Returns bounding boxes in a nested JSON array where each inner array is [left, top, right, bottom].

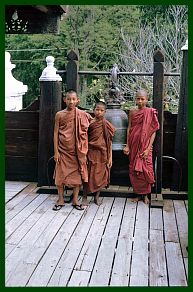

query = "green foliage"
[[138, 5, 171, 24], [5, 5, 187, 112], [5, 5, 141, 106], [79, 78, 108, 109], [5, 33, 65, 106], [138, 5, 188, 27]]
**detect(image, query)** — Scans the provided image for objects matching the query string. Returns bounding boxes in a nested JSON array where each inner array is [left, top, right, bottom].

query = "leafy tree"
[[117, 5, 188, 112], [5, 5, 140, 106], [5, 5, 187, 112], [138, 5, 170, 23], [5, 33, 65, 106]]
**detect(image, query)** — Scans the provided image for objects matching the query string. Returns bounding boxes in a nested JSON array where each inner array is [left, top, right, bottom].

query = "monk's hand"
[[54, 152, 60, 164], [140, 148, 149, 160], [123, 145, 130, 155], [107, 159, 112, 168], [85, 156, 88, 164]]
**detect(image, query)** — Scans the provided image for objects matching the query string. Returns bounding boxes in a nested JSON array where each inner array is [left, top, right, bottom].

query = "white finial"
[[181, 39, 188, 51], [5, 51, 15, 71], [5, 51, 28, 111], [39, 56, 62, 81]]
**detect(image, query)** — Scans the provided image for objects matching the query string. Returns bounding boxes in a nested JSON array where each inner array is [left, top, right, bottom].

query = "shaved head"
[[136, 89, 148, 98]]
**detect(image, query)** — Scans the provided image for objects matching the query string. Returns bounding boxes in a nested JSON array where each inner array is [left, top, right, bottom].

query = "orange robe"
[[86, 118, 116, 193], [54, 108, 92, 187], [128, 107, 160, 194]]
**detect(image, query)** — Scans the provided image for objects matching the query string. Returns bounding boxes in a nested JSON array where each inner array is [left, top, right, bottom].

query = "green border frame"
[[2, 0, 191, 290]]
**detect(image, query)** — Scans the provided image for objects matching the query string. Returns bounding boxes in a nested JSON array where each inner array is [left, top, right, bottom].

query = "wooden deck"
[[5, 181, 188, 287]]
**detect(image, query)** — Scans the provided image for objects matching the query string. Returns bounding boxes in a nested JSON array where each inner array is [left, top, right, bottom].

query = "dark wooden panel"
[[5, 156, 38, 181], [5, 111, 39, 129], [162, 112, 177, 188], [5, 110, 186, 189], [163, 132, 176, 155], [110, 151, 130, 186], [6, 129, 38, 156], [173, 50, 188, 191], [163, 112, 177, 130]]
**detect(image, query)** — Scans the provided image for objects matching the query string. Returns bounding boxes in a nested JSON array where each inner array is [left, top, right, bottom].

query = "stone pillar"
[[5, 51, 28, 111], [38, 56, 62, 186]]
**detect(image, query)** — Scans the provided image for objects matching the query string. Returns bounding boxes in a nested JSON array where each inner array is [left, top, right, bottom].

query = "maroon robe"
[[86, 118, 116, 193], [54, 108, 92, 187], [128, 107, 159, 194]]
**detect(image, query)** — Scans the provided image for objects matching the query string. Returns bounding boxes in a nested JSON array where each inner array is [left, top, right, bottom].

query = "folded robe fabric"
[[86, 118, 116, 193], [128, 107, 160, 194], [54, 108, 92, 187]]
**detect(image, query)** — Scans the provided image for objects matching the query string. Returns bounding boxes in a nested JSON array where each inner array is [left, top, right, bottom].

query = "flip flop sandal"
[[52, 204, 64, 211], [72, 204, 84, 211]]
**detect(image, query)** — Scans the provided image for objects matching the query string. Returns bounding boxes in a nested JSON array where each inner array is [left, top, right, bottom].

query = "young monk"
[[123, 90, 160, 204], [53, 90, 92, 211], [82, 101, 116, 206]]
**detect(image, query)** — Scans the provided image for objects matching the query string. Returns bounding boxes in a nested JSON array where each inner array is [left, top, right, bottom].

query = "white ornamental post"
[[39, 56, 62, 81], [5, 51, 28, 111]]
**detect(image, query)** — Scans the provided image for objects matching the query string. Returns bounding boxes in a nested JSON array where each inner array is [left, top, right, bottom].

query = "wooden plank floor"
[[5, 182, 188, 287], [5, 181, 30, 203]]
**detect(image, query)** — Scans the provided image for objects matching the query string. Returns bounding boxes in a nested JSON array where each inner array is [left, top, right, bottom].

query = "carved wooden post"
[[152, 49, 164, 206], [38, 56, 62, 186], [172, 40, 188, 191], [66, 50, 79, 92]]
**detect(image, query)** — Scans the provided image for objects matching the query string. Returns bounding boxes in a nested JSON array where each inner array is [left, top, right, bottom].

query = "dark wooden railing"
[[5, 48, 187, 192]]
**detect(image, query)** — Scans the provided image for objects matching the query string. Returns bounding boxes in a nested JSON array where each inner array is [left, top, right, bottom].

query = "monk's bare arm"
[[54, 112, 60, 163], [123, 110, 133, 155], [148, 132, 156, 150], [140, 132, 156, 160], [107, 142, 113, 168]]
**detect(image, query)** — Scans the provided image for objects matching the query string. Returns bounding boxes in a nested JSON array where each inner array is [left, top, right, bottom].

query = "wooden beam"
[[66, 50, 79, 92], [33, 6, 49, 13], [38, 81, 62, 186], [150, 194, 164, 208], [172, 49, 188, 191], [152, 49, 164, 200]]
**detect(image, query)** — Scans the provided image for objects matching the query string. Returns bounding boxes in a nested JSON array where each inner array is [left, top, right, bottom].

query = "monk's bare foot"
[[94, 191, 102, 206], [131, 195, 141, 202], [81, 196, 89, 207], [143, 195, 149, 204], [53, 199, 65, 210], [56, 199, 65, 206], [94, 197, 102, 206]]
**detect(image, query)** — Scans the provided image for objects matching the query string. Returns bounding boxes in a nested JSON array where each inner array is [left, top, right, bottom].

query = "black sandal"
[[72, 204, 84, 211], [52, 204, 64, 211]]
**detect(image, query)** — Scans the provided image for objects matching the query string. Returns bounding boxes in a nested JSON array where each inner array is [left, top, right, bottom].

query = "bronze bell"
[[105, 67, 128, 150], [104, 64, 130, 186], [105, 104, 129, 186], [105, 104, 128, 150]]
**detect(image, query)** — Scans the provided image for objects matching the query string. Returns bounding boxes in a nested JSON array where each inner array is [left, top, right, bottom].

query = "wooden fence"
[[5, 109, 178, 189], [5, 111, 39, 181], [5, 49, 187, 191]]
